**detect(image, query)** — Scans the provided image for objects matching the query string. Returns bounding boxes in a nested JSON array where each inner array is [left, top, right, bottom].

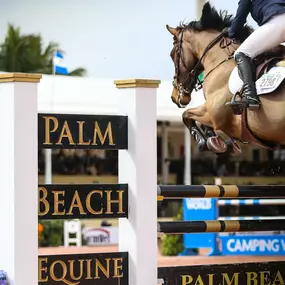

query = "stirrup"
[[246, 96, 260, 110], [226, 93, 260, 115], [225, 93, 246, 115]]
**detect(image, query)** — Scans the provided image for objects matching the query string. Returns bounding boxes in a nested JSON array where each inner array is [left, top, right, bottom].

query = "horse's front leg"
[[182, 104, 228, 153]]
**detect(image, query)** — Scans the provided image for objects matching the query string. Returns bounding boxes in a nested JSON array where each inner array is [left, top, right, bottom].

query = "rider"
[[227, 0, 285, 110]]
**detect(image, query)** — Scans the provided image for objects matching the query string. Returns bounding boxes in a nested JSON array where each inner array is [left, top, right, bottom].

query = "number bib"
[[256, 66, 285, 94]]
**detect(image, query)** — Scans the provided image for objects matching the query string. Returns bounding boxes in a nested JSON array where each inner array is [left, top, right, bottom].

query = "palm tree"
[[0, 24, 87, 76]]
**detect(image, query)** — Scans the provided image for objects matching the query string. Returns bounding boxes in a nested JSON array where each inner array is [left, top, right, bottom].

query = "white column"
[[184, 126, 191, 185], [161, 122, 169, 184], [44, 149, 52, 184], [115, 79, 160, 285], [0, 73, 41, 285]]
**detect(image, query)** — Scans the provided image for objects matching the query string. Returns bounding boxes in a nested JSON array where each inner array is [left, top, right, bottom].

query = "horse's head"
[[166, 2, 252, 108], [166, 24, 202, 108]]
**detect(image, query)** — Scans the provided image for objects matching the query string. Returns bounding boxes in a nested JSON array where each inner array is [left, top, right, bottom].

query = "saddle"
[[253, 44, 285, 80]]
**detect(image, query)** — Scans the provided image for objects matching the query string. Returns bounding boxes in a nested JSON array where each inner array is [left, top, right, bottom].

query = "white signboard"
[[83, 226, 118, 246]]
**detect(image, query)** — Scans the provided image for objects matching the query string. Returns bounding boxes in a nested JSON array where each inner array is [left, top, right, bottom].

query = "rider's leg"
[[234, 12, 285, 109], [234, 51, 259, 109]]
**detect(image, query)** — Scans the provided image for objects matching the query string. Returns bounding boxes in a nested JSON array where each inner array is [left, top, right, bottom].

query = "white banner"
[[83, 226, 118, 246]]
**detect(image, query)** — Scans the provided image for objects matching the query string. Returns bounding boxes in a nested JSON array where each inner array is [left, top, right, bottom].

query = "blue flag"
[[53, 51, 68, 75]]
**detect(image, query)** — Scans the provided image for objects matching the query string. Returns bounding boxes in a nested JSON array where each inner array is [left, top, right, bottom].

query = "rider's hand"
[[227, 27, 236, 39], [222, 27, 237, 44]]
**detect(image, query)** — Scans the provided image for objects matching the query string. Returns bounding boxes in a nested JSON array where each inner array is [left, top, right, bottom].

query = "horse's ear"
[[166, 25, 178, 37], [199, 1, 212, 27]]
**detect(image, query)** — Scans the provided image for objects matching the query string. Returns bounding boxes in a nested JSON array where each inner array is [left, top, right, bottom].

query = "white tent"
[[37, 74, 205, 121]]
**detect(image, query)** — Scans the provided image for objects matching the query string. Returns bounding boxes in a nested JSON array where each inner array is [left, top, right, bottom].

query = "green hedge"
[[160, 206, 184, 256]]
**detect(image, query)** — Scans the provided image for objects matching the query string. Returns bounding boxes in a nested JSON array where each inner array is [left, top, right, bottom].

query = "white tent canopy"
[[37, 74, 205, 122]]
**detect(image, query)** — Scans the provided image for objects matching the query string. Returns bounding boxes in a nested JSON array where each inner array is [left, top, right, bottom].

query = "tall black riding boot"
[[235, 52, 260, 110]]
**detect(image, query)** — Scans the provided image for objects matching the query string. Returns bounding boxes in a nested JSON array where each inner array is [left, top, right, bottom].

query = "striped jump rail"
[[218, 199, 285, 205], [157, 185, 285, 200], [157, 219, 285, 234], [219, 216, 285, 220]]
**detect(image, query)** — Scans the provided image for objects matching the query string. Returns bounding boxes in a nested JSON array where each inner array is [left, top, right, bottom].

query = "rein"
[[174, 29, 234, 108], [203, 38, 235, 81]]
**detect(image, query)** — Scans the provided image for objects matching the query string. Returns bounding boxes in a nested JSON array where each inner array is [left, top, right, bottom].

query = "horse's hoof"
[[206, 137, 228, 153]]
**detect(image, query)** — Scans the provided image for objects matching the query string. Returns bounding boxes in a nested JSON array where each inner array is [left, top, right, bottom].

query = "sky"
[[0, 0, 258, 81]]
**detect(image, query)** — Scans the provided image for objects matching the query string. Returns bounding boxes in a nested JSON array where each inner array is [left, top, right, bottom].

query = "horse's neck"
[[195, 32, 236, 96], [195, 32, 234, 74]]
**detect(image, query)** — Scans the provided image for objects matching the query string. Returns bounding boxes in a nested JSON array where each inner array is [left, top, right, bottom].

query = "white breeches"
[[235, 12, 285, 59]]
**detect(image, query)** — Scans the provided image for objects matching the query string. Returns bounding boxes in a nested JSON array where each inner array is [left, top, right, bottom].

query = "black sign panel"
[[39, 252, 128, 285], [38, 113, 128, 149], [38, 184, 128, 220], [158, 261, 285, 285]]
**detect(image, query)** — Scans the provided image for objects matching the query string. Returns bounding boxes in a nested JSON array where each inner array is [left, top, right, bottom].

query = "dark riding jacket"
[[228, 0, 285, 38]]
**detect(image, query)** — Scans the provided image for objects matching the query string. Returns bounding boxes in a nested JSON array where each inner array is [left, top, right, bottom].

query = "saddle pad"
[[229, 63, 285, 96]]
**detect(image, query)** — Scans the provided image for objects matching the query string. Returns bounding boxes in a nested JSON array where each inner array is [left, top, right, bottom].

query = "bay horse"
[[166, 2, 285, 155]]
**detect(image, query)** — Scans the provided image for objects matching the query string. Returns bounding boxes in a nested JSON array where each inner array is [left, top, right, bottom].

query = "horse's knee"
[[182, 110, 190, 122], [182, 109, 190, 118], [182, 110, 192, 128]]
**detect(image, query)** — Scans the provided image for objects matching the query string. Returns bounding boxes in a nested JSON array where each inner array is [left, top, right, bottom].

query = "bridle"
[[173, 27, 234, 108]]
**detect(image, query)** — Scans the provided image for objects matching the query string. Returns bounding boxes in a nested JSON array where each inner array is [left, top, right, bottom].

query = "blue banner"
[[181, 198, 220, 256], [220, 235, 285, 255]]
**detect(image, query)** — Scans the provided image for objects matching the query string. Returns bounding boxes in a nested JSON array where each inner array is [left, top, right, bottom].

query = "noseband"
[[173, 28, 232, 108]]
